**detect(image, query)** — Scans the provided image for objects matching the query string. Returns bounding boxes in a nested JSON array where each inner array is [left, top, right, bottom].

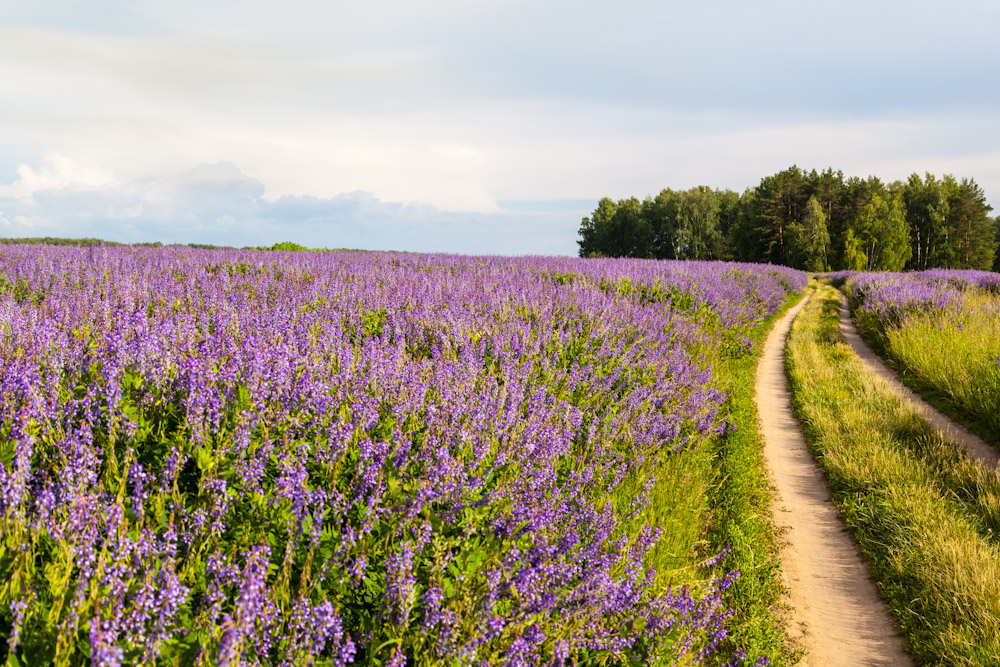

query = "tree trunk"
[[966, 218, 971, 267]]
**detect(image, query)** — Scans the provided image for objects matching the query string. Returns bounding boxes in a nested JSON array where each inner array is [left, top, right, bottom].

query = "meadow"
[[841, 269, 1000, 444], [0, 246, 805, 666]]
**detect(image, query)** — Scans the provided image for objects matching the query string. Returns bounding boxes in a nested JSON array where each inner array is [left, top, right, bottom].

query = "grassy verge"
[[787, 282, 1000, 665], [847, 291, 1000, 447], [705, 290, 807, 667]]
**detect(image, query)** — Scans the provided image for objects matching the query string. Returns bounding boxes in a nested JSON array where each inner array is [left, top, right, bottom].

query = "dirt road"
[[757, 294, 913, 666]]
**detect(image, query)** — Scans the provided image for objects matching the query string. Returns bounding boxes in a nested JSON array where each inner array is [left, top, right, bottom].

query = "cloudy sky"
[[2, 0, 998, 254]]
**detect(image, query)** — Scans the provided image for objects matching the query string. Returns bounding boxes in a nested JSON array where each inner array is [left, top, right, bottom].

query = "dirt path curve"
[[836, 292, 999, 468], [757, 293, 913, 666]]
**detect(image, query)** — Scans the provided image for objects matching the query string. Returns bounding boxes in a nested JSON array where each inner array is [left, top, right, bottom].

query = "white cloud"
[[0, 152, 115, 202], [0, 160, 583, 254]]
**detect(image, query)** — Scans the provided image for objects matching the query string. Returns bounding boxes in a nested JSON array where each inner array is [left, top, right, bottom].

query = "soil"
[[757, 293, 914, 666], [836, 292, 999, 468]]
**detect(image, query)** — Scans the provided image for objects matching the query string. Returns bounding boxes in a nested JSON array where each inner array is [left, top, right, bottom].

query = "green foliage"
[[903, 173, 950, 271], [787, 196, 829, 271], [268, 241, 309, 252], [745, 166, 809, 265], [0, 275, 44, 305], [845, 188, 911, 271], [994, 216, 1000, 272], [841, 229, 866, 271], [578, 189, 735, 262], [944, 176, 996, 270], [578, 167, 995, 272], [576, 197, 620, 258]]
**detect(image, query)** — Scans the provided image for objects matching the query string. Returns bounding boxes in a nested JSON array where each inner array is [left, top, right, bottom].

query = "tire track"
[[836, 291, 999, 469]]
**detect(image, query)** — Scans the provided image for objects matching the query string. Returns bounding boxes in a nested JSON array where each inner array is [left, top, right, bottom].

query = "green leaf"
[[194, 445, 213, 472]]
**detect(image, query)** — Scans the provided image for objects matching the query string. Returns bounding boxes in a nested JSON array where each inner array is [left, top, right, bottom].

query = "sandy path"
[[757, 294, 913, 666], [836, 293, 999, 468]]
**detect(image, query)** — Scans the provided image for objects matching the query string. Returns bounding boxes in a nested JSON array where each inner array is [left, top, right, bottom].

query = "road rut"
[[836, 292, 999, 469]]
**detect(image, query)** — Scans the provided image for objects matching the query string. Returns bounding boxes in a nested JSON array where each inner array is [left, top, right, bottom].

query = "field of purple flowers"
[[838, 269, 1000, 323], [0, 246, 805, 666]]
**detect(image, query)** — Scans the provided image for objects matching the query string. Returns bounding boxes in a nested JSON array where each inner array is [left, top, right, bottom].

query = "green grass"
[[703, 291, 806, 667], [851, 291, 1000, 446], [786, 282, 1000, 666]]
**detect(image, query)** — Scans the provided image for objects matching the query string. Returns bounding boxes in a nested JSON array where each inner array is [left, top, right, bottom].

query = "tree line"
[[0, 237, 228, 249], [0, 237, 374, 253], [577, 167, 999, 272]]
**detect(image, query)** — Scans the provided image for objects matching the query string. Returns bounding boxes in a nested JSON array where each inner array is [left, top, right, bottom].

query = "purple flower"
[[0, 245, 806, 664]]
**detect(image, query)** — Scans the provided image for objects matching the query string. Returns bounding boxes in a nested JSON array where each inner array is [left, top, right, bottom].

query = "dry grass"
[[787, 282, 1000, 666], [855, 291, 1000, 443]]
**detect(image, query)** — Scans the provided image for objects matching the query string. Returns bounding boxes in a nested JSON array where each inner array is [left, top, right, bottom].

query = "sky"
[[1, 0, 998, 255]]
